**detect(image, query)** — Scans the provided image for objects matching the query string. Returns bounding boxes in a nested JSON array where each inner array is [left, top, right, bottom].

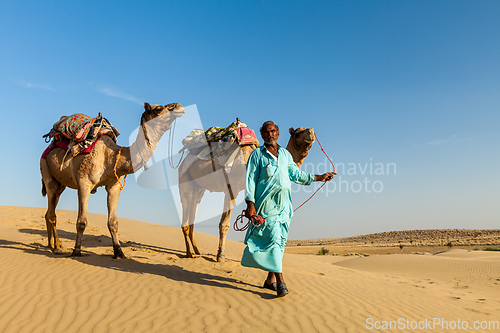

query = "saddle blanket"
[[42, 113, 120, 158], [41, 136, 102, 159]]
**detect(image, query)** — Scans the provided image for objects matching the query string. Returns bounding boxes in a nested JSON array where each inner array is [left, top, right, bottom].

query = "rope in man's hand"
[[234, 210, 265, 231]]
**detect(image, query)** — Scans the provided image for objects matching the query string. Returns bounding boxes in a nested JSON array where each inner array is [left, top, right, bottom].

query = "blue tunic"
[[241, 145, 314, 272]]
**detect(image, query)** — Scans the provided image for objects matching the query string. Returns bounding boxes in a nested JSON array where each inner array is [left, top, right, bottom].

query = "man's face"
[[261, 124, 279, 147]]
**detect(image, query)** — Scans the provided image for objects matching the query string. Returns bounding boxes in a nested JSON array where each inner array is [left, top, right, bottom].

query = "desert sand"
[[1, 205, 500, 332]]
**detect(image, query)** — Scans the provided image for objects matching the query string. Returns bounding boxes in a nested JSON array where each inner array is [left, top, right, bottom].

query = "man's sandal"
[[263, 280, 277, 292], [277, 283, 289, 297]]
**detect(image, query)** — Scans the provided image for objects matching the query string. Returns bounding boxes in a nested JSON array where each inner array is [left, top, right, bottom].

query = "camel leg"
[[187, 187, 205, 256], [179, 175, 205, 258], [72, 184, 91, 257], [181, 225, 194, 258], [187, 224, 200, 255], [180, 188, 205, 257], [45, 188, 66, 253], [106, 183, 126, 259], [217, 194, 236, 262], [40, 158, 66, 253]]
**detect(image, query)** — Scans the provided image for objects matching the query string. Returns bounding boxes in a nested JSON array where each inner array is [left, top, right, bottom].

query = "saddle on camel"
[[42, 113, 120, 165], [178, 119, 259, 176]]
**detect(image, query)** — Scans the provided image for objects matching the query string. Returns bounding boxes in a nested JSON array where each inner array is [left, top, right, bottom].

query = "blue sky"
[[1, 0, 499, 241]]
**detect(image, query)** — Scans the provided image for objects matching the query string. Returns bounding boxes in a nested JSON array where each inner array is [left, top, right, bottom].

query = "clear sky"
[[1, 0, 499, 242]]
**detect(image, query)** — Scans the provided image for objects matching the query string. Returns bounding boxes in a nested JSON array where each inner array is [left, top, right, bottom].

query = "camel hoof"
[[113, 245, 126, 259], [217, 250, 225, 262], [71, 249, 82, 257], [52, 247, 65, 255]]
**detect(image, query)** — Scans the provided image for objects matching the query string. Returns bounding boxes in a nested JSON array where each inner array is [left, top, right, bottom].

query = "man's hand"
[[245, 200, 265, 227], [245, 200, 256, 219], [314, 172, 335, 182], [250, 214, 265, 227]]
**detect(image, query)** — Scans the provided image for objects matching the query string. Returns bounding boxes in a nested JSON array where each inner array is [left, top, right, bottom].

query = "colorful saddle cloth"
[[180, 121, 259, 153], [42, 113, 120, 158], [178, 121, 260, 177]]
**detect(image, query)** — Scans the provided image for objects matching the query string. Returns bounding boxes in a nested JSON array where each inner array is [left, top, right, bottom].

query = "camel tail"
[[41, 179, 47, 197]]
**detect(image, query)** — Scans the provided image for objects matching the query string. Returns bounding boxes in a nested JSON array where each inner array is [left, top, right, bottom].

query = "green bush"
[[318, 247, 329, 255]]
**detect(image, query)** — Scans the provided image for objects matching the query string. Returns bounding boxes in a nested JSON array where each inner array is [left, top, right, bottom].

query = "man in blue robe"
[[241, 121, 334, 297]]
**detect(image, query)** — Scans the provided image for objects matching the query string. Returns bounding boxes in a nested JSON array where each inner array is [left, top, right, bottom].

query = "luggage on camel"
[[178, 119, 260, 176], [179, 120, 259, 154], [42, 113, 120, 159]]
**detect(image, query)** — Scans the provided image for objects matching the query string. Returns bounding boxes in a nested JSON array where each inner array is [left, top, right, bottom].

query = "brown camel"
[[179, 126, 315, 262], [40, 102, 185, 258]]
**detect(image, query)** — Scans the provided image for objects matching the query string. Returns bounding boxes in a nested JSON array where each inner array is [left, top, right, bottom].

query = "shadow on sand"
[[0, 238, 275, 300], [18, 228, 240, 263]]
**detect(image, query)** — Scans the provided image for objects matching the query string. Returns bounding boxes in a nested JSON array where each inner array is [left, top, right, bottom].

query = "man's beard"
[[264, 137, 277, 146]]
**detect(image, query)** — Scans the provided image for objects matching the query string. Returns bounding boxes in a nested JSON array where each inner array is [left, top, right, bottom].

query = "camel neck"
[[126, 121, 167, 173], [115, 147, 135, 176], [286, 139, 308, 167]]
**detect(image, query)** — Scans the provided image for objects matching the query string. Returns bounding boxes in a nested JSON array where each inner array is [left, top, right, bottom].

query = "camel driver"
[[241, 120, 334, 297]]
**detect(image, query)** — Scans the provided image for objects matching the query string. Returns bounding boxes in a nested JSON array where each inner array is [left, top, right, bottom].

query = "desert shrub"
[[484, 247, 500, 251], [318, 247, 329, 255]]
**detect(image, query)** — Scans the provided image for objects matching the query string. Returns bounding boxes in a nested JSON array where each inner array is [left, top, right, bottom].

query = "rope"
[[168, 118, 185, 169], [59, 146, 71, 171], [114, 147, 127, 190], [314, 133, 336, 175], [293, 182, 327, 212], [233, 210, 265, 231], [293, 133, 336, 212]]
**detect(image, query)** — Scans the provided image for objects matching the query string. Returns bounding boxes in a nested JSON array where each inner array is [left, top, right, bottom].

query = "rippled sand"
[[1, 206, 499, 332]]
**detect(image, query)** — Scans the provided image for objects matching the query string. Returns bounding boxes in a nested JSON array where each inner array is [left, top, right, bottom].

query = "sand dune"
[[1, 206, 500, 332]]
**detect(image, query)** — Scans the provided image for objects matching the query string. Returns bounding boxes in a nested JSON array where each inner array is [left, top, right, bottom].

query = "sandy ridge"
[[288, 229, 500, 247]]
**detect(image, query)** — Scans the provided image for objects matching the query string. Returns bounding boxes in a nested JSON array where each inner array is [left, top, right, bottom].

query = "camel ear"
[[289, 127, 295, 135], [144, 102, 151, 112]]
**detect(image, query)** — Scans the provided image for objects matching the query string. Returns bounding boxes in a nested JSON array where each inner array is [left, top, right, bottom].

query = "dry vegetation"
[[286, 229, 500, 256]]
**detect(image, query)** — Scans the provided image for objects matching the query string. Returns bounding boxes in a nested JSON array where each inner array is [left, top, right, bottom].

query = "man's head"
[[260, 121, 279, 147]]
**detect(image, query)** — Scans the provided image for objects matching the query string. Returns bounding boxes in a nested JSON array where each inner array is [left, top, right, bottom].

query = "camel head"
[[141, 102, 185, 147], [287, 127, 315, 167]]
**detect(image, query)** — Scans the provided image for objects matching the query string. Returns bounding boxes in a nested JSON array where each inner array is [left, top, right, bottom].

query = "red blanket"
[[42, 135, 102, 159]]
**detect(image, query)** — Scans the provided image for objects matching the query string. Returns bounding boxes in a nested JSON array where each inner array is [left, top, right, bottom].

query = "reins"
[[168, 118, 185, 169], [233, 133, 335, 231], [293, 133, 335, 212], [233, 212, 265, 231], [114, 147, 127, 190]]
